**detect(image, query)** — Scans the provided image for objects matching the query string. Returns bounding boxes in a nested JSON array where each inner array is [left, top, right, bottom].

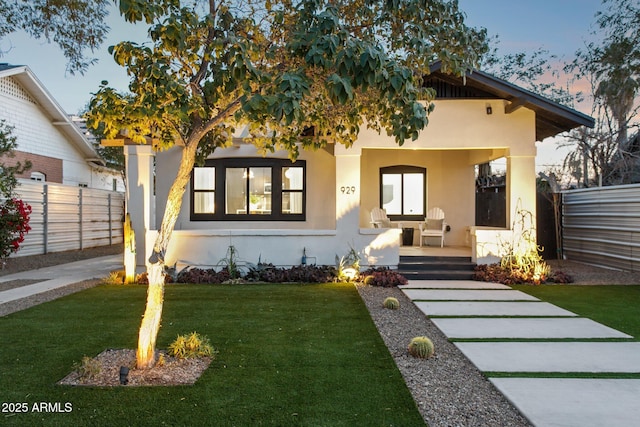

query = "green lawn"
[[512, 284, 640, 339], [0, 283, 425, 426]]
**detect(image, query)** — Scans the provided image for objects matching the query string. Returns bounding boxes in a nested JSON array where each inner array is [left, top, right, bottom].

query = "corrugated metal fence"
[[562, 183, 640, 271], [5, 181, 125, 257]]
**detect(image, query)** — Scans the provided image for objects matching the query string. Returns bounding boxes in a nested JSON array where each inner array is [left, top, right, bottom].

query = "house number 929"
[[340, 186, 356, 194]]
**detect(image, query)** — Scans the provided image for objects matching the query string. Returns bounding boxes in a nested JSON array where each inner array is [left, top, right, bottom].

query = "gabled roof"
[[427, 62, 595, 141], [0, 64, 104, 165]]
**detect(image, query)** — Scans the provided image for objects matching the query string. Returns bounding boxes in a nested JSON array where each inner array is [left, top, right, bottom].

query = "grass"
[[511, 284, 640, 339], [0, 283, 425, 426]]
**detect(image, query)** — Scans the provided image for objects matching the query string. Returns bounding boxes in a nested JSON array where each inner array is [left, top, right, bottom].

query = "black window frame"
[[379, 165, 426, 221], [190, 158, 306, 221]]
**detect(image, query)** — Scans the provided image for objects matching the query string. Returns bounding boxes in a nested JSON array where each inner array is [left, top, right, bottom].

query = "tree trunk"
[[136, 262, 165, 368], [135, 140, 199, 369]]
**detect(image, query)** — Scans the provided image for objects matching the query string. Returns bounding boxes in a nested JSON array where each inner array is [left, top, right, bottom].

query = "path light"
[[119, 366, 129, 385], [342, 267, 358, 281]]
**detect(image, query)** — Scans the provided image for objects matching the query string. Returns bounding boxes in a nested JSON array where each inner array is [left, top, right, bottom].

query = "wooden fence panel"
[[3, 181, 124, 257]]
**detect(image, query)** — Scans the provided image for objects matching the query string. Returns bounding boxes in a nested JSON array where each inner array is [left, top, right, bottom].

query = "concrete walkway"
[[0, 254, 121, 305], [400, 280, 640, 427]]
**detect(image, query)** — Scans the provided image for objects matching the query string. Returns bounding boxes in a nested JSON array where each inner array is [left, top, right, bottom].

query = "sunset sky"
[[1, 0, 607, 169]]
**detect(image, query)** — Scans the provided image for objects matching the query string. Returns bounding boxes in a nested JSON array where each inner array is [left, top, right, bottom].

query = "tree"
[[481, 38, 579, 107], [87, 0, 487, 369], [562, 0, 640, 186], [0, 0, 110, 74], [0, 121, 32, 265]]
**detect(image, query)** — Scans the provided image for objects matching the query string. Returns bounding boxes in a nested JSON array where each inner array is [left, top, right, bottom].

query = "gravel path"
[[2, 248, 638, 426]]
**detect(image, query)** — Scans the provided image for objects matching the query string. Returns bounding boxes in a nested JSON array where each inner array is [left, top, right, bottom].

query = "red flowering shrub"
[[0, 198, 32, 259]]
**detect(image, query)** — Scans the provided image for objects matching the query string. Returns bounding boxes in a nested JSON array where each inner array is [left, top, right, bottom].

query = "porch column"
[[124, 144, 156, 269], [334, 145, 362, 237], [506, 154, 536, 228]]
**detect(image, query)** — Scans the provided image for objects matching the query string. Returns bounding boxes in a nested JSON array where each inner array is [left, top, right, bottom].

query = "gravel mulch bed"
[[58, 349, 211, 387], [547, 259, 640, 285]]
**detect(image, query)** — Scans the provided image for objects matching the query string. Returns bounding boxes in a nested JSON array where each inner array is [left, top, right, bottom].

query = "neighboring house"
[[120, 63, 594, 270], [0, 64, 124, 192]]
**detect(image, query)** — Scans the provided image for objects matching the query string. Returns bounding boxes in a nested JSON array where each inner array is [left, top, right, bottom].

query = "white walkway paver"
[[416, 301, 577, 317], [403, 289, 539, 301], [402, 279, 640, 426], [490, 378, 640, 427], [400, 280, 510, 289], [456, 342, 640, 372], [430, 317, 632, 339]]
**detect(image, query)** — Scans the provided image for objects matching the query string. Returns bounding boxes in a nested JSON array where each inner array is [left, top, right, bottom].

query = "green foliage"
[[217, 245, 253, 279], [73, 356, 102, 382], [407, 336, 434, 359], [87, 0, 487, 155], [383, 297, 400, 310], [167, 332, 215, 359], [0, 1, 110, 74], [0, 121, 31, 198]]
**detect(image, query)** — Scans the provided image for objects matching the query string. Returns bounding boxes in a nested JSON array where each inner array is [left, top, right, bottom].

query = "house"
[[122, 63, 594, 270], [0, 64, 124, 191]]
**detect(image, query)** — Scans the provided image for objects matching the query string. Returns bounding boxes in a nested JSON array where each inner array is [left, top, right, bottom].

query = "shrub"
[[407, 336, 434, 359], [74, 356, 101, 381], [472, 262, 567, 285], [168, 332, 216, 359], [383, 297, 400, 310], [360, 267, 408, 287], [104, 270, 125, 285], [135, 271, 174, 285], [548, 270, 574, 284], [176, 267, 223, 284]]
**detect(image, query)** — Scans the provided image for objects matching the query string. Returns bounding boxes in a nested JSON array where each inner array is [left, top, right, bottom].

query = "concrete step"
[[397, 255, 476, 280]]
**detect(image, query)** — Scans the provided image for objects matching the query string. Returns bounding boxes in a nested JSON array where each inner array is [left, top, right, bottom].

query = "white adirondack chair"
[[419, 207, 446, 247], [370, 207, 394, 228]]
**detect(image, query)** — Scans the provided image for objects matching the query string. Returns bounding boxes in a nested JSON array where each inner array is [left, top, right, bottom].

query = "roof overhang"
[[0, 64, 104, 165], [428, 62, 595, 141]]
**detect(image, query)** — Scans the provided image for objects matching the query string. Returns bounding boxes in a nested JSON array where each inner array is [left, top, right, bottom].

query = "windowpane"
[[226, 168, 246, 214], [194, 192, 215, 214], [249, 167, 271, 214], [283, 192, 303, 214], [403, 173, 424, 215], [283, 167, 303, 190], [193, 167, 214, 190], [382, 174, 402, 215], [192, 159, 306, 220]]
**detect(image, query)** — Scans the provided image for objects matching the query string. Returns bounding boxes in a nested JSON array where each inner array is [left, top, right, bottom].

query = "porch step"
[[397, 255, 476, 280]]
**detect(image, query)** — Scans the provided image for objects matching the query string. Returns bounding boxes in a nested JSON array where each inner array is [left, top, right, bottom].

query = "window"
[[30, 171, 46, 182], [380, 166, 425, 221], [191, 158, 306, 221]]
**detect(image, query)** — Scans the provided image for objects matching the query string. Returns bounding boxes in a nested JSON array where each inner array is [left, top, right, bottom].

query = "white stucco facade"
[[122, 68, 593, 270]]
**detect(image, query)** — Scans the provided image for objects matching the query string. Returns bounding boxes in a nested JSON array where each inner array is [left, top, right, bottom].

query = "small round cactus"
[[408, 336, 435, 359], [383, 297, 400, 310]]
